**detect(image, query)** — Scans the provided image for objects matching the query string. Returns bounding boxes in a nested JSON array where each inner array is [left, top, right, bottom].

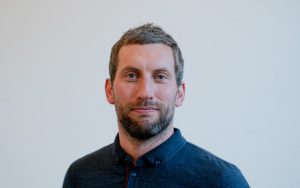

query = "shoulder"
[[182, 142, 235, 168], [62, 144, 115, 188], [178, 142, 249, 187], [67, 143, 114, 173]]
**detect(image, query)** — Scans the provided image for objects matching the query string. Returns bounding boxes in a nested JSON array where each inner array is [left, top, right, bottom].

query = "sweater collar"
[[112, 128, 186, 167]]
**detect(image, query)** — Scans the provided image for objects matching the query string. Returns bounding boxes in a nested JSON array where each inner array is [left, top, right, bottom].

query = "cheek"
[[156, 86, 177, 102], [113, 84, 134, 101]]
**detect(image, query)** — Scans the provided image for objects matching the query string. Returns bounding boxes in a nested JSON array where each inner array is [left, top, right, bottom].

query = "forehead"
[[117, 44, 175, 72]]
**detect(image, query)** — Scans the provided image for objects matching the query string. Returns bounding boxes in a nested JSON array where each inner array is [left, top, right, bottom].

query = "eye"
[[125, 72, 138, 81], [157, 74, 166, 79], [155, 73, 168, 82]]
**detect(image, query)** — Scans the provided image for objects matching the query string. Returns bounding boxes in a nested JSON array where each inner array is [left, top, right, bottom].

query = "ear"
[[105, 79, 115, 104], [175, 82, 186, 107]]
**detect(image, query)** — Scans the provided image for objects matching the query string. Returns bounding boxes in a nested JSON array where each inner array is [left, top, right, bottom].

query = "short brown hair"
[[109, 23, 184, 86]]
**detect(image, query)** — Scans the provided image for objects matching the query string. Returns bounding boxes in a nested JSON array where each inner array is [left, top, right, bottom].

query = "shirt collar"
[[112, 128, 187, 167]]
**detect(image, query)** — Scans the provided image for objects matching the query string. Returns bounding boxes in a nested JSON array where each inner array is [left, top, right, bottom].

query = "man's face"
[[105, 44, 185, 140]]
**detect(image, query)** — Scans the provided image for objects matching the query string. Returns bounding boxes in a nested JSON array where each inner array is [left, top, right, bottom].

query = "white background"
[[0, 0, 299, 187]]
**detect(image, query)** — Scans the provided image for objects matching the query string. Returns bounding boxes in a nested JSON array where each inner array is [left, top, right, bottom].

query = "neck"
[[118, 124, 174, 165]]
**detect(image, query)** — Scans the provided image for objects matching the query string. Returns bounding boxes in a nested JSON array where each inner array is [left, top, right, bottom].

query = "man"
[[63, 24, 250, 188]]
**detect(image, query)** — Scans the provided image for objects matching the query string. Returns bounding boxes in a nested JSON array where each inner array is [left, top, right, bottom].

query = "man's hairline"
[[111, 43, 179, 85]]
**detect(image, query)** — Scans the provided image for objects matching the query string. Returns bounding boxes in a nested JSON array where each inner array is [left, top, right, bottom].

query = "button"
[[155, 160, 161, 165], [131, 171, 137, 177], [125, 155, 130, 161]]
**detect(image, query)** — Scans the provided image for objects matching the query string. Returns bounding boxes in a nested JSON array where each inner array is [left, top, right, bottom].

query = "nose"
[[136, 77, 154, 100]]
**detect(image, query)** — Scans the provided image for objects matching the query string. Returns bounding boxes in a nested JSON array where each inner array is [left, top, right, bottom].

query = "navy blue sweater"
[[63, 129, 249, 188]]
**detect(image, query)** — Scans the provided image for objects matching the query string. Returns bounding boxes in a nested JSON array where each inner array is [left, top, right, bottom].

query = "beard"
[[115, 99, 175, 141]]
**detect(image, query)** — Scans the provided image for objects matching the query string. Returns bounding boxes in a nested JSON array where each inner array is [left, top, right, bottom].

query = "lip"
[[131, 107, 158, 114]]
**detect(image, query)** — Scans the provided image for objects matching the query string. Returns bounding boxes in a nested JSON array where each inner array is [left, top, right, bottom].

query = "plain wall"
[[0, 0, 299, 187]]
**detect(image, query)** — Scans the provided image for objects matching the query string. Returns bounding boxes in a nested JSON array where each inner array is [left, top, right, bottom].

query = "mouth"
[[130, 107, 159, 114]]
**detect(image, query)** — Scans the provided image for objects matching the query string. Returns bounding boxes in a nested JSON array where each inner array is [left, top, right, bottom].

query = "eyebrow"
[[119, 66, 172, 76], [153, 68, 170, 73], [119, 66, 140, 74]]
